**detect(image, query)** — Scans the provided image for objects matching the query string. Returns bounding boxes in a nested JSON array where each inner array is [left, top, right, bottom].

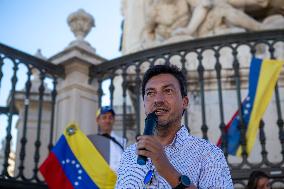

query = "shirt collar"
[[166, 125, 189, 149]]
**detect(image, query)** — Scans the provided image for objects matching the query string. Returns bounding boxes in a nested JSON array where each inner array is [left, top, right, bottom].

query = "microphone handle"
[[137, 112, 157, 165], [137, 152, 148, 165]]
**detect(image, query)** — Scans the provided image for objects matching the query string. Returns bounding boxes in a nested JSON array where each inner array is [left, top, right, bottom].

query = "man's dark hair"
[[141, 64, 187, 99]]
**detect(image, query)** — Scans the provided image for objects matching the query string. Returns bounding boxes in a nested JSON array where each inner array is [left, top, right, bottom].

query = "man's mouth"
[[154, 108, 168, 115]]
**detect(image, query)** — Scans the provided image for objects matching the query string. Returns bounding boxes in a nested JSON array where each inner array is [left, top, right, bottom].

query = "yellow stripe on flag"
[[63, 123, 117, 188], [237, 59, 283, 156]]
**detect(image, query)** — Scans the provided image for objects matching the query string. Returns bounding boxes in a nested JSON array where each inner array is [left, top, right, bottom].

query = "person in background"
[[246, 171, 271, 189], [88, 106, 126, 172], [115, 64, 233, 188]]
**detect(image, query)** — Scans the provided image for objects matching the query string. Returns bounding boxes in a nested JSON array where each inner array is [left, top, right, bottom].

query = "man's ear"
[[182, 96, 189, 109], [144, 101, 147, 114]]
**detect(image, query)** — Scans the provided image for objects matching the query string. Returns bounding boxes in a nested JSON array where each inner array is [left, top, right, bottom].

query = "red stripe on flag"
[[217, 110, 239, 146], [39, 152, 74, 189]]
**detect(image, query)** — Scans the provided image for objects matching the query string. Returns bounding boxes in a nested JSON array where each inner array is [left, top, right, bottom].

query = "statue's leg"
[[223, 6, 262, 31], [227, 0, 269, 9]]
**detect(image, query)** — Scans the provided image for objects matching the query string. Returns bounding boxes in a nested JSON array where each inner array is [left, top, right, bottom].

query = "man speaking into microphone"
[[115, 65, 233, 188]]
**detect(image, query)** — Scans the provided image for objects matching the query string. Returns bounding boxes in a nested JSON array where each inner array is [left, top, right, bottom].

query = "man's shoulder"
[[183, 135, 230, 180], [111, 132, 127, 142], [123, 143, 137, 153], [186, 134, 224, 156], [119, 143, 137, 166]]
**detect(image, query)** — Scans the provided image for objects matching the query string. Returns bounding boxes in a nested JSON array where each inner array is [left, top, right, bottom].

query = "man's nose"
[[154, 92, 165, 103], [106, 118, 113, 122]]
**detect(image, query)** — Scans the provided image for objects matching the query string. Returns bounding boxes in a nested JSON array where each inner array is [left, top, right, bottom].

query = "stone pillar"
[[49, 9, 106, 139]]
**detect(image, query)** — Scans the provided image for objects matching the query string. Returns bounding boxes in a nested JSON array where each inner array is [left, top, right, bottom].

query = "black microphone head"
[[144, 112, 158, 135], [137, 112, 158, 165]]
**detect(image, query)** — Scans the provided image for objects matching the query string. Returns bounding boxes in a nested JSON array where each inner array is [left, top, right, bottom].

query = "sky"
[[0, 0, 123, 150], [0, 0, 123, 59]]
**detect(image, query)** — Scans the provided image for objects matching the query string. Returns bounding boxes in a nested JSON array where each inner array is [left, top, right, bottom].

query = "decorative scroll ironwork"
[[0, 43, 64, 188], [17, 66, 32, 181]]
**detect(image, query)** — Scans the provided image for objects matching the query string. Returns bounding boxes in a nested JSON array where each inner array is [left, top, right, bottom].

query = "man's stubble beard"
[[154, 114, 182, 137]]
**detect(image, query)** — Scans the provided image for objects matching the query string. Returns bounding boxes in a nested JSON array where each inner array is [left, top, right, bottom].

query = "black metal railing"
[[90, 29, 284, 188], [0, 43, 64, 189], [0, 29, 283, 188]]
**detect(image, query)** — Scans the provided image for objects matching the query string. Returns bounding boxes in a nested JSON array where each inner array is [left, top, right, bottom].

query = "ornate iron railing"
[[90, 29, 284, 188], [0, 43, 64, 189], [0, 29, 283, 188]]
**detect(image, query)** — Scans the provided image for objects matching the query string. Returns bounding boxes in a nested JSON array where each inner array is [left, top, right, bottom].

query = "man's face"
[[96, 112, 115, 134], [143, 73, 188, 128]]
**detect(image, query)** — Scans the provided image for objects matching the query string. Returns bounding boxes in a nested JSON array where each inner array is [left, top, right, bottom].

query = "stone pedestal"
[[49, 8, 106, 139], [49, 42, 106, 139]]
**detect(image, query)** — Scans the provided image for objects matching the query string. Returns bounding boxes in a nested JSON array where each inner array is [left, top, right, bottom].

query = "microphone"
[[137, 112, 158, 165]]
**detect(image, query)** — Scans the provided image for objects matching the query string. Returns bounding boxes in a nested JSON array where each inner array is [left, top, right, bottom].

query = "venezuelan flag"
[[39, 123, 117, 189], [217, 58, 283, 156]]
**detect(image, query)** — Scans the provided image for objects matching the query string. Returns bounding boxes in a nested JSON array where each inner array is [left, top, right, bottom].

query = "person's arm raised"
[[137, 135, 197, 189]]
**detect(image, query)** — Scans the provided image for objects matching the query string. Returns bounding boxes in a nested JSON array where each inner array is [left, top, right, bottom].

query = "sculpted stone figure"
[[228, 0, 284, 15], [173, 0, 266, 37], [141, 0, 284, 47], [141, 0, 191, 48]]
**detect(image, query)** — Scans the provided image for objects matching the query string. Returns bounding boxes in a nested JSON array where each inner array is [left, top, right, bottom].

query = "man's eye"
[[146, 91, 154, 96], [165, 88, 173, 94]]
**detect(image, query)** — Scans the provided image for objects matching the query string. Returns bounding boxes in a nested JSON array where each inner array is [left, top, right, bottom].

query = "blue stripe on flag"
[[227, 57, 263, 155], [52, 136, 99, 189]]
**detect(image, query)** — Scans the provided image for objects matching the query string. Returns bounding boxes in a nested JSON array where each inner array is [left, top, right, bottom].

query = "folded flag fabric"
[[217, 57, 283, 156], [39, 123, 117, 189], [87, 133, 124, 172]]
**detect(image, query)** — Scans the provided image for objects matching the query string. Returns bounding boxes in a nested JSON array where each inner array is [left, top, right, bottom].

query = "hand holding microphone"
[[137, 112, 158, 165]]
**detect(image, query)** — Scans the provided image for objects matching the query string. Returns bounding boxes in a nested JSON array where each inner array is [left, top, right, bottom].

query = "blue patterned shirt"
[[115, 126, 233, 189]]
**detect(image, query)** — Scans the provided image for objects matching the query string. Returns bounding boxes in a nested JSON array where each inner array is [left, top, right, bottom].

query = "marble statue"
[[140, 0, 284, 47], [228, 0, 284, 16], [173, 0, 265, 37], [141, 0, 192, 48]]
